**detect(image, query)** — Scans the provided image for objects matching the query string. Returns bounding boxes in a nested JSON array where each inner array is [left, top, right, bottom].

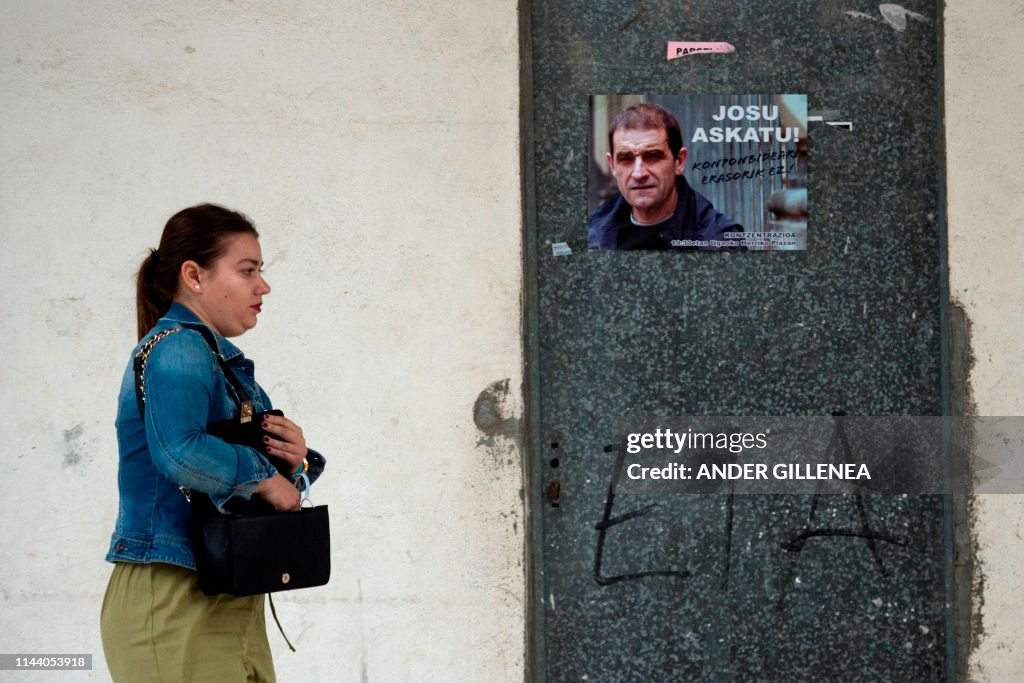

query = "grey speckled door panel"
[[522, 1, 951, 681]]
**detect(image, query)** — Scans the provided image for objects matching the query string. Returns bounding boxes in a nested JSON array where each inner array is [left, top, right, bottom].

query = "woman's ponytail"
[[135, 248, 173, 341]]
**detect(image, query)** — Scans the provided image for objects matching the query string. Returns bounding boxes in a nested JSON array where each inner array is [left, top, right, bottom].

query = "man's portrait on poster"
[[587, 94, 808, 252]]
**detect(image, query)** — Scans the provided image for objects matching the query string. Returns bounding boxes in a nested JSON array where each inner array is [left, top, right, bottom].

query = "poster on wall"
[[587, 94, 808, 251]]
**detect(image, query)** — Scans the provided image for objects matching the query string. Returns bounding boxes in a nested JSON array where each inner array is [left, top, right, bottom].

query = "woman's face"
[[189, 233, 271, 337]]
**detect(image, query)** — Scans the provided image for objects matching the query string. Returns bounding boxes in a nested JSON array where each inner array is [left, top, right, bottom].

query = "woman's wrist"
[[290, 457, 309, 480]]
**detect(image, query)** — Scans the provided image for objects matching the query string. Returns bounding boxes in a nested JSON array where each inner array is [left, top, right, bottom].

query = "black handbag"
[[189, 491, 331, 597], [133, 328, 331, 599]]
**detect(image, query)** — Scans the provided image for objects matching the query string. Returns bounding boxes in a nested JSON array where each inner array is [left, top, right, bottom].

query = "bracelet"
[[291, 458, 309, 480]]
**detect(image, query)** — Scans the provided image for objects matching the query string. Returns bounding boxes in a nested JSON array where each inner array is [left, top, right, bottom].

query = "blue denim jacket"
[[106, 303, 299, 570]]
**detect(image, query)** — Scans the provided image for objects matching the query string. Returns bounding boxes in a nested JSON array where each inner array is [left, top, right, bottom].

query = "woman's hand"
[[261, 414, 308, 473], [255, 473, 301, 511]]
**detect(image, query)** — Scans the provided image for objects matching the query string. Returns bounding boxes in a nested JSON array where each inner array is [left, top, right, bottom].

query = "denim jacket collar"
[[161, 302, 244, 362]]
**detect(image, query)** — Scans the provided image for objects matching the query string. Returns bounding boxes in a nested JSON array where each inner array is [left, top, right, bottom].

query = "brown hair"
[[607, 103, 684, 158], [136, 204, 259, 340]]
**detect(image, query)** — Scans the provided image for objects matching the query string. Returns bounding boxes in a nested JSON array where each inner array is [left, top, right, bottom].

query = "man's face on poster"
[[606, 126, 687, 222]]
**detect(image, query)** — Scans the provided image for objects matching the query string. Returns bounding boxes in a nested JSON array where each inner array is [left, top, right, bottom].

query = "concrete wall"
[[0, 1, 523, 681], [946, 1, 1024, 680]]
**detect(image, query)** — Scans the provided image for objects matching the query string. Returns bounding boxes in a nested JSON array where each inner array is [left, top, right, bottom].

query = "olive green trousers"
[[100, 562, 275, 682]]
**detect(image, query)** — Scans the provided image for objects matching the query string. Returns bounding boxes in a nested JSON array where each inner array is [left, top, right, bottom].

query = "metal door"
[[523, 2, 953, 680]]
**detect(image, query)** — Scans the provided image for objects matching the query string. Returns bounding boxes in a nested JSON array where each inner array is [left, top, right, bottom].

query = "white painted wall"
[[0, 1, 523, 681], [946, 1, 1024, 680]]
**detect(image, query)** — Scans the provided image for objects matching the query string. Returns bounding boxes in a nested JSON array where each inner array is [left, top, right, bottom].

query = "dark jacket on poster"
[[587, 176, 743, 251]]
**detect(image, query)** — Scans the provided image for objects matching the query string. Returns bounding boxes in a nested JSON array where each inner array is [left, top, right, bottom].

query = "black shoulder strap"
[[189, 326, 254, 417], [133, 327, 253, 420]]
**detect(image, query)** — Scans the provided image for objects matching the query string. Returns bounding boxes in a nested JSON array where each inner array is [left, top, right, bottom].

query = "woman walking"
[[101, 204, 320, 682]]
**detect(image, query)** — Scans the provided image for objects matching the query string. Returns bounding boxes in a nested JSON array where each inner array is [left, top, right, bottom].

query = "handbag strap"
[[189, 326, 256, 423], [133, 326, 254, 422], [133, 328, 183, 417], [268, 594, 296, 652]]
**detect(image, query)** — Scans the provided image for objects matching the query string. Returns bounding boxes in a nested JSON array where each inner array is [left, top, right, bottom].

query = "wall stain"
[[473, 378, 523, 477], [62, 423, 89, 467], [46, 297, 86, 337], [473, 378, 521, 444]]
